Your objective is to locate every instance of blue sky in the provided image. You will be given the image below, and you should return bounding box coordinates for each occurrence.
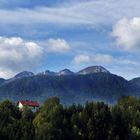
[0,0,140,79]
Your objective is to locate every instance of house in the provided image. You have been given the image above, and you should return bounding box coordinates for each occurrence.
[17,100,39,111]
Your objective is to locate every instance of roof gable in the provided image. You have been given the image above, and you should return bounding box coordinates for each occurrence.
[17,100,39,107]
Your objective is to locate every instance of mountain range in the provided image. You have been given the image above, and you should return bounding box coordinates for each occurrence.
[0,65,139,104]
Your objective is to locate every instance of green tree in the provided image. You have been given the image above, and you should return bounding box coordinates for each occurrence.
[21,106,34,121]
[33,97,64,140]
[111,106,131,140]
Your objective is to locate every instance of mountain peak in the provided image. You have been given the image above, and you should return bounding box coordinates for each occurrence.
[57,69,74,76]
[37,70,56,76]
[14,71,34,78]
[78,66,110,75]
[45,70,56,75]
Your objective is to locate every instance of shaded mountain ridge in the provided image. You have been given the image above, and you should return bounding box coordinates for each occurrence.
[0,66,139,104]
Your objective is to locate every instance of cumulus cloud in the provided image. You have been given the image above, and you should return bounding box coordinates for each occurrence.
[112,17,140,51]
[0,37,71,78]
[0,36,43,78]
[93,54,113,64]
[73,54,113,65]
[46,38,70,53]
[73,54,91,65]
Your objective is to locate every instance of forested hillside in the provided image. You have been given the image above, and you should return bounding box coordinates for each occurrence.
[0,72,133,104]
[0,66,139,104]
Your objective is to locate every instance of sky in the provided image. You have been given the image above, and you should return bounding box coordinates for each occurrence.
[0,0,140,79]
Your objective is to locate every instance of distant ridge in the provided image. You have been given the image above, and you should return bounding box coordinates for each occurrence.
[0,65,139,104]
[36,66,110,77]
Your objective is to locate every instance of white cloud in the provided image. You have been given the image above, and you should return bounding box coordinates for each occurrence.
[112,17,140,51]
[93,54,113,64]
[46,38,70,53]
[73,53,138,66]
[73,54,91,65]
[73,54,113,65]
[0,68,15,79]
[0,0,140,26]
[0,37,71,78]
[115,58,139,66]
[0,36,43,78]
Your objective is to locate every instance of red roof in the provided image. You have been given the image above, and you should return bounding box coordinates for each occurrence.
[17,100,39,107]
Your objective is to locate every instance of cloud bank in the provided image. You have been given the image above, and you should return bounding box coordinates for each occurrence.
[0,0,140,26]
[0,36,71,78]
[73,54,113,65]
[46,38,70,53]
[0,36,43,78]
[73,54,91,65]
[112,17,140,51]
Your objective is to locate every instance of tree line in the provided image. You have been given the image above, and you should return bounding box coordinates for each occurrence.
[0,96,140,140]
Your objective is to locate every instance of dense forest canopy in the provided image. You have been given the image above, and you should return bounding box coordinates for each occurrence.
[0,96,140,140]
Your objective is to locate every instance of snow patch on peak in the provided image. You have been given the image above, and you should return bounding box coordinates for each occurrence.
[78,66,110,75]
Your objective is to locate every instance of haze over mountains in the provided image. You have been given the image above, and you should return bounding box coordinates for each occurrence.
[0,66,139,104]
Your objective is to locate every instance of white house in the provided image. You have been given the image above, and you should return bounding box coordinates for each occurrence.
[17,100,39,111]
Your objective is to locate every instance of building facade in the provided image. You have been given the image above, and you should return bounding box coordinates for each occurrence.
[17,100,39,112]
